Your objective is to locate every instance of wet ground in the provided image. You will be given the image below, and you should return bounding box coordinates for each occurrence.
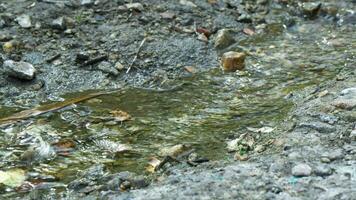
[0,0,355,199]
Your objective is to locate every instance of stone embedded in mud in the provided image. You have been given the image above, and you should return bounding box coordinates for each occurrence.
[15,14,31,28]
[214,29,235,49]
[159,144,190,157]
[221,51,246,72]
[314,165,332,176]
[3,60,36,80]
[97,61,119,76]
[125,3,144,12]
[332,87,356,110]
[301,2,322,19]
[51,17,66,30]
[80,0,94,6]
[292,163,312,177]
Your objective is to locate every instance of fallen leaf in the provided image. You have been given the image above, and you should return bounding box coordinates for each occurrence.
[0,169,26,187]
[110,110,131,122]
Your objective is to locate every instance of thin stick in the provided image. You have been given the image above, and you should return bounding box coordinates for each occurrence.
[126,37,147,74]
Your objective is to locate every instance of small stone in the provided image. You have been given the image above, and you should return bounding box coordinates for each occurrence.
[3,41,14,53]
[301,2,322,19]
[214,29,235,49]
[80,0,94,6]
[179,0,197,8]
[159,144,190,157]
[350,129,356,141]
[115,61,125,70]
[160,12,175,20]
[292,163,312,177]
[332,87,356,110]
[234,152,248,161]
[51,17,66,30]
[125,3,144,11]
[15,14,31,28]
[254,145,265,153]
[321,157,331,163]
[314,165,332,176]
[97,61,119,76]
[3,60,36,80]
[221,51,246,72]
[322,149,344,161]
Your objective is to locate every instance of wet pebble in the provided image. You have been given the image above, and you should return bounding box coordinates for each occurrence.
[301,2,322,19]
[3,60,36,80]
[220,51,246,72]
[292,163,312,177]
[321,149,344,162]
[81,0,94,6]
[15,14,31,28]
[332,87,356,110]
[97,61,119,76]
[214,29,235,50]
[314,164,332,176]
[51,17,66,30]
[125,3,144,12]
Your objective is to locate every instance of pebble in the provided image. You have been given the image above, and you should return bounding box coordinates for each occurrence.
[179,0,197,8]
[221,51,246,72]
[350,129,356,141]
[97,61,119,76]
[301,2,322,19]
[322,149,344,162]
[15,14,31,28]
[332,87,356,110]
[292,163,312,177]
[125,3,144,12]
[3,60,36,80]
[314,165,333,176]
[234,152,249,161]
[80,0,94,6]
[214,29,235,49]
[51,17,66,30]
[115,61,125,71]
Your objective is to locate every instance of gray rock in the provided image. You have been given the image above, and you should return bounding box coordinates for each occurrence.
[350,129,356,141]
[292,163,312,177]
[97,61,119,76]
[322,149,344,161]
[0,18,5,28]
[3,60,36,80]
[15,14,31,28]
[81,0,94,6]
[51,17,66,30]
[332,87,356,109]
[314,165,332,176]
[125,3,144,11]
[301,2,322,19]
[214,29,235,50]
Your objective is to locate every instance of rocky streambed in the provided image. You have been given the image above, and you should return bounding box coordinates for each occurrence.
[0,0,355,199]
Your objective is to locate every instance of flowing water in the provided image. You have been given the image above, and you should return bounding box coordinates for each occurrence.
[0,17,355,198]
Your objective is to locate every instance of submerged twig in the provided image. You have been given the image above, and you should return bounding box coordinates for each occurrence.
[0,91,115,125]
[126,37,147,74]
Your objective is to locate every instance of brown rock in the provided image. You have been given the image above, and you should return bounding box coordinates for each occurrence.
[221,51,246,72]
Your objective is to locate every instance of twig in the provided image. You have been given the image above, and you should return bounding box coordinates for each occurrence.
[45,53,61,63]
[126,37,147,73]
